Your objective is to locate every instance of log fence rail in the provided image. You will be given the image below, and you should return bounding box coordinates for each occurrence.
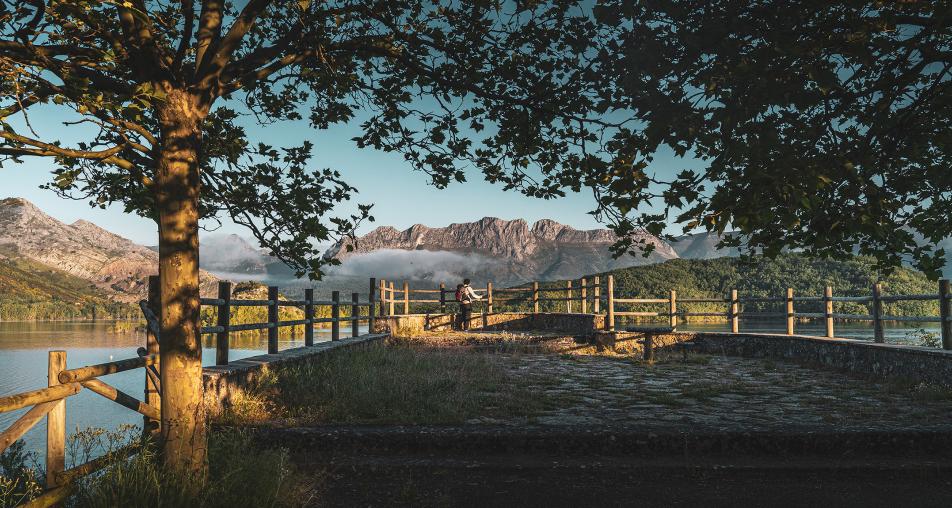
[377,276,952,348]
[0,275,381,506]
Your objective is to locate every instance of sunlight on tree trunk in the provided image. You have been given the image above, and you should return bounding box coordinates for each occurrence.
[156,90,207,475]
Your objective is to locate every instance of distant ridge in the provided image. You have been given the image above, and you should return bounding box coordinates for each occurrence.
[0,197,218,301]
[321,217,734,285]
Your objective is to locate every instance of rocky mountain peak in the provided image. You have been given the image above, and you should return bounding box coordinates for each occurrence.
[0,197,218,300]
[322,217,686,284]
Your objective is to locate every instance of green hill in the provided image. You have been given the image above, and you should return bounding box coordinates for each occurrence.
[0,254,135,321]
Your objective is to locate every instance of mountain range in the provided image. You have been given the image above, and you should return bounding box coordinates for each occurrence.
[0,197,743,301]
[322,217,740,285]
[0,197,219,301]
[7,195,945,307]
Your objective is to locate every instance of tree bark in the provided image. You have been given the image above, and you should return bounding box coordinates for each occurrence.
[155,89,207,475]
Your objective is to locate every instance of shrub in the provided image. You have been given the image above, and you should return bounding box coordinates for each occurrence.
[0,441,42,508]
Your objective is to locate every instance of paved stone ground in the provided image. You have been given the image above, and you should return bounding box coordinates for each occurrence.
[396,331,952,431]
[281,332,952,507]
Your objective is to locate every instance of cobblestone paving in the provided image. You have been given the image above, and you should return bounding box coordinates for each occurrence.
[459,346,952,430]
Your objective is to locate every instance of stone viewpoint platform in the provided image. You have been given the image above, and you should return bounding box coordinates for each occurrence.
[241,323,952,507]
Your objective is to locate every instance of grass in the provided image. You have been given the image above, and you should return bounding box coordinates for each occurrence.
[69,427,317,508]
[1,427,315,508]
[220,342,546,425]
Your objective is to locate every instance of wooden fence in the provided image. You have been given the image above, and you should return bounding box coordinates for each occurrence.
[377,276,952,349]
[0,347,159,507]
[195,277,377,365]
[0,276,379,506]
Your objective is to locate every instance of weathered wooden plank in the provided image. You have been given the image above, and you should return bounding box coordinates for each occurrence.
[332,291,340,342]
[217,281,232,366]
[824,286,834,338]
[941,280,952,350]
[47,351,66,488]
[786,288,794,335]
[268,286,279,354]
[872,283,884,343]
[58,355,157,384]
[606,275,615,331]
[80,379,160,420]
[0,383,80,414]
[352,292,360,338]
[0,401,57,453]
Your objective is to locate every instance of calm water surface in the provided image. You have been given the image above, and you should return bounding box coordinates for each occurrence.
[0,320,359,463]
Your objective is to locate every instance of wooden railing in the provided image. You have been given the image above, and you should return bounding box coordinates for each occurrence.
[0,347,160,507]
[0,276,381,505]
[192,277,378,365]
[375,276,952,349]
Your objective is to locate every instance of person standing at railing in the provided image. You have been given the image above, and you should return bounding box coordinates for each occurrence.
[459,278,483,331]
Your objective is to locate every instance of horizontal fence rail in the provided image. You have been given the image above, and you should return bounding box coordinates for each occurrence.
[1,275,383,504]
[185,277,380,366]
[0,349,160,506]
[373,276,952,349]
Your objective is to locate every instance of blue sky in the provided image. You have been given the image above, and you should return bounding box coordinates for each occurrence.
[3,100,695,248]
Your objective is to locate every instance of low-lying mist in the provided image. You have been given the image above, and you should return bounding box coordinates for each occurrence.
[327,249,500,284]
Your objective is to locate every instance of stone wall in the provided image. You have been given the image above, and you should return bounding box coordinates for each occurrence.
[201,333,387,414]
[373,312,604,337]
[683,332,952,388]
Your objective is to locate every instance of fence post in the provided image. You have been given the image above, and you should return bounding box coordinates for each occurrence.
[784,287,794,335]
[566,280,573,313]
[871,282,884,343]
[440,282,446,313]
[144,275,161,436]
[669,289,677,329]
[401,281,409,315]
[352,292,360,337]
[533,281,539,314]
[594,276,601,314]
[47,351,66,488]
[217,281,232,364]
[388,282,395,316]
[730,289,739,333]
[940,279,951,350]
[487,281,494,314]
[606,275,615,331]
[268,286,279,354]
[379,278,387,316]
[824,286,834,338]
[331,290,340,341]
[304,288,315,346]
[368,278,376,334]
[581,279,588,314]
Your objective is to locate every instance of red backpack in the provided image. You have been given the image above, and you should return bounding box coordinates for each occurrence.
[455,287,463,302]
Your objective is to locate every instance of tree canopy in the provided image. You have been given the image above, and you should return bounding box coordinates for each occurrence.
[2,1,948,279]
[594,0,952,277]
[0,0,629,278]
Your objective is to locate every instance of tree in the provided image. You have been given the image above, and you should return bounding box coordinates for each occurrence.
[587,1,952,277]
[0,1,626,472]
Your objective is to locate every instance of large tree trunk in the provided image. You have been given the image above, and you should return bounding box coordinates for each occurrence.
[155,90,207,474]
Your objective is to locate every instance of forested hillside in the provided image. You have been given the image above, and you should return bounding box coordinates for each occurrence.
[0,254,136,321]
[586,255,940,319]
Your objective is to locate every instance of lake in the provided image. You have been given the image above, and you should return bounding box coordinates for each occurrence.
[0,319,939,465]
[0,320,365,464]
